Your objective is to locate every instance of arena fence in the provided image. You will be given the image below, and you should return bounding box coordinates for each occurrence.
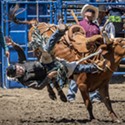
[0,0,125,88]
[1,0,58,88]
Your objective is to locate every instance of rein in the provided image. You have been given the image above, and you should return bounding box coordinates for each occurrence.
[105,64,114,73]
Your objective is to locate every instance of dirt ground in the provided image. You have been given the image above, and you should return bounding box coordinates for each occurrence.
[0,83,125,125]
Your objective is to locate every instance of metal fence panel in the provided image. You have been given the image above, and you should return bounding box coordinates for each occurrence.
[1,0,58,88]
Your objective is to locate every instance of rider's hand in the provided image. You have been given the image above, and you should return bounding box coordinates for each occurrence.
[47,71,57,79]
[5,51,10,58]
[5,36,15,46]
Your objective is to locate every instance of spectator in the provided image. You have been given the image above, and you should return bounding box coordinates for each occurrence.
[67,4,102,103]
[105,0,124,17]
[98,5,115,38]
[105,0,125,37]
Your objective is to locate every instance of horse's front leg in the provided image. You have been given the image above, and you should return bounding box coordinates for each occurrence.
[98,82,121,123]
[46,84,57,100]
[76,74,95,121]
[53,80,67,102]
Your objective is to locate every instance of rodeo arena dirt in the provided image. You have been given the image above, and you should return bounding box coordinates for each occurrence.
[0,0,125,125]
[0,82,125,125]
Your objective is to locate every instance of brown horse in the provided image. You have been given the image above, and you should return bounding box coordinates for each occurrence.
[28,23,125,123]
[8,5,125,123]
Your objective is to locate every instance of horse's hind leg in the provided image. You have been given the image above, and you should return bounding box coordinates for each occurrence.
[78,82,95,121]
[98,83,121,123]
[53,81,67,102]
[77,74,95,121]
[47,84,57,100]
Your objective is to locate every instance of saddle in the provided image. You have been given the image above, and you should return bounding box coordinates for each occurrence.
[63,24,105,64]
[64,24,89,53]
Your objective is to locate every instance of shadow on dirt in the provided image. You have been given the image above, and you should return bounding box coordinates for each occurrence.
[20,118,90,124]
[20,118,125,124]
[111,100,125,103]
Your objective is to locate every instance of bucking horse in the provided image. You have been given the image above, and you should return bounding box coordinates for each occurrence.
[8,4,125,123]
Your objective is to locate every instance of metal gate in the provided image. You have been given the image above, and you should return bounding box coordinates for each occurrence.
[1,0,58,88]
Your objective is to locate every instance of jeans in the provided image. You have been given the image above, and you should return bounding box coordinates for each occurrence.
[67,80,78,101]
[67,80,101,101]
[74,63,98,74]
[45,30,65,53]
[59,60,99,78]
[89,90,101,101]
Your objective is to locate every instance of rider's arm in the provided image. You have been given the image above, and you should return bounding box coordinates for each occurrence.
[6,37,27,62]
[13,43,27,62]
[22,71,57,90]
[0,31,8,52]
[24,77,51,90]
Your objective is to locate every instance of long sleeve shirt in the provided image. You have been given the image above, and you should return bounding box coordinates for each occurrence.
[79,19,100,37]
[12,43,49,90]
[102,22,115,38]
[99,18,115,38]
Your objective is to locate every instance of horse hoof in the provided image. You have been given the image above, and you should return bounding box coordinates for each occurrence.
[60,96,67,102]
[49,94,57,100]
[58,91,67,102]
[114,119,122,123]
[89,117,95,122]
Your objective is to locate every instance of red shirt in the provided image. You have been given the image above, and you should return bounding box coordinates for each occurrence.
[79,19,100,38]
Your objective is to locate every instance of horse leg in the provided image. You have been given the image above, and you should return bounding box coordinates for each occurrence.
[98,82,121,123]
[46,84,57,100]
[53,81,67,102]
[77,82,95,121]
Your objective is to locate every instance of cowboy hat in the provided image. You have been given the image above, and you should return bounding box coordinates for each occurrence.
[98,5,107,12]
[81,4,99,20]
